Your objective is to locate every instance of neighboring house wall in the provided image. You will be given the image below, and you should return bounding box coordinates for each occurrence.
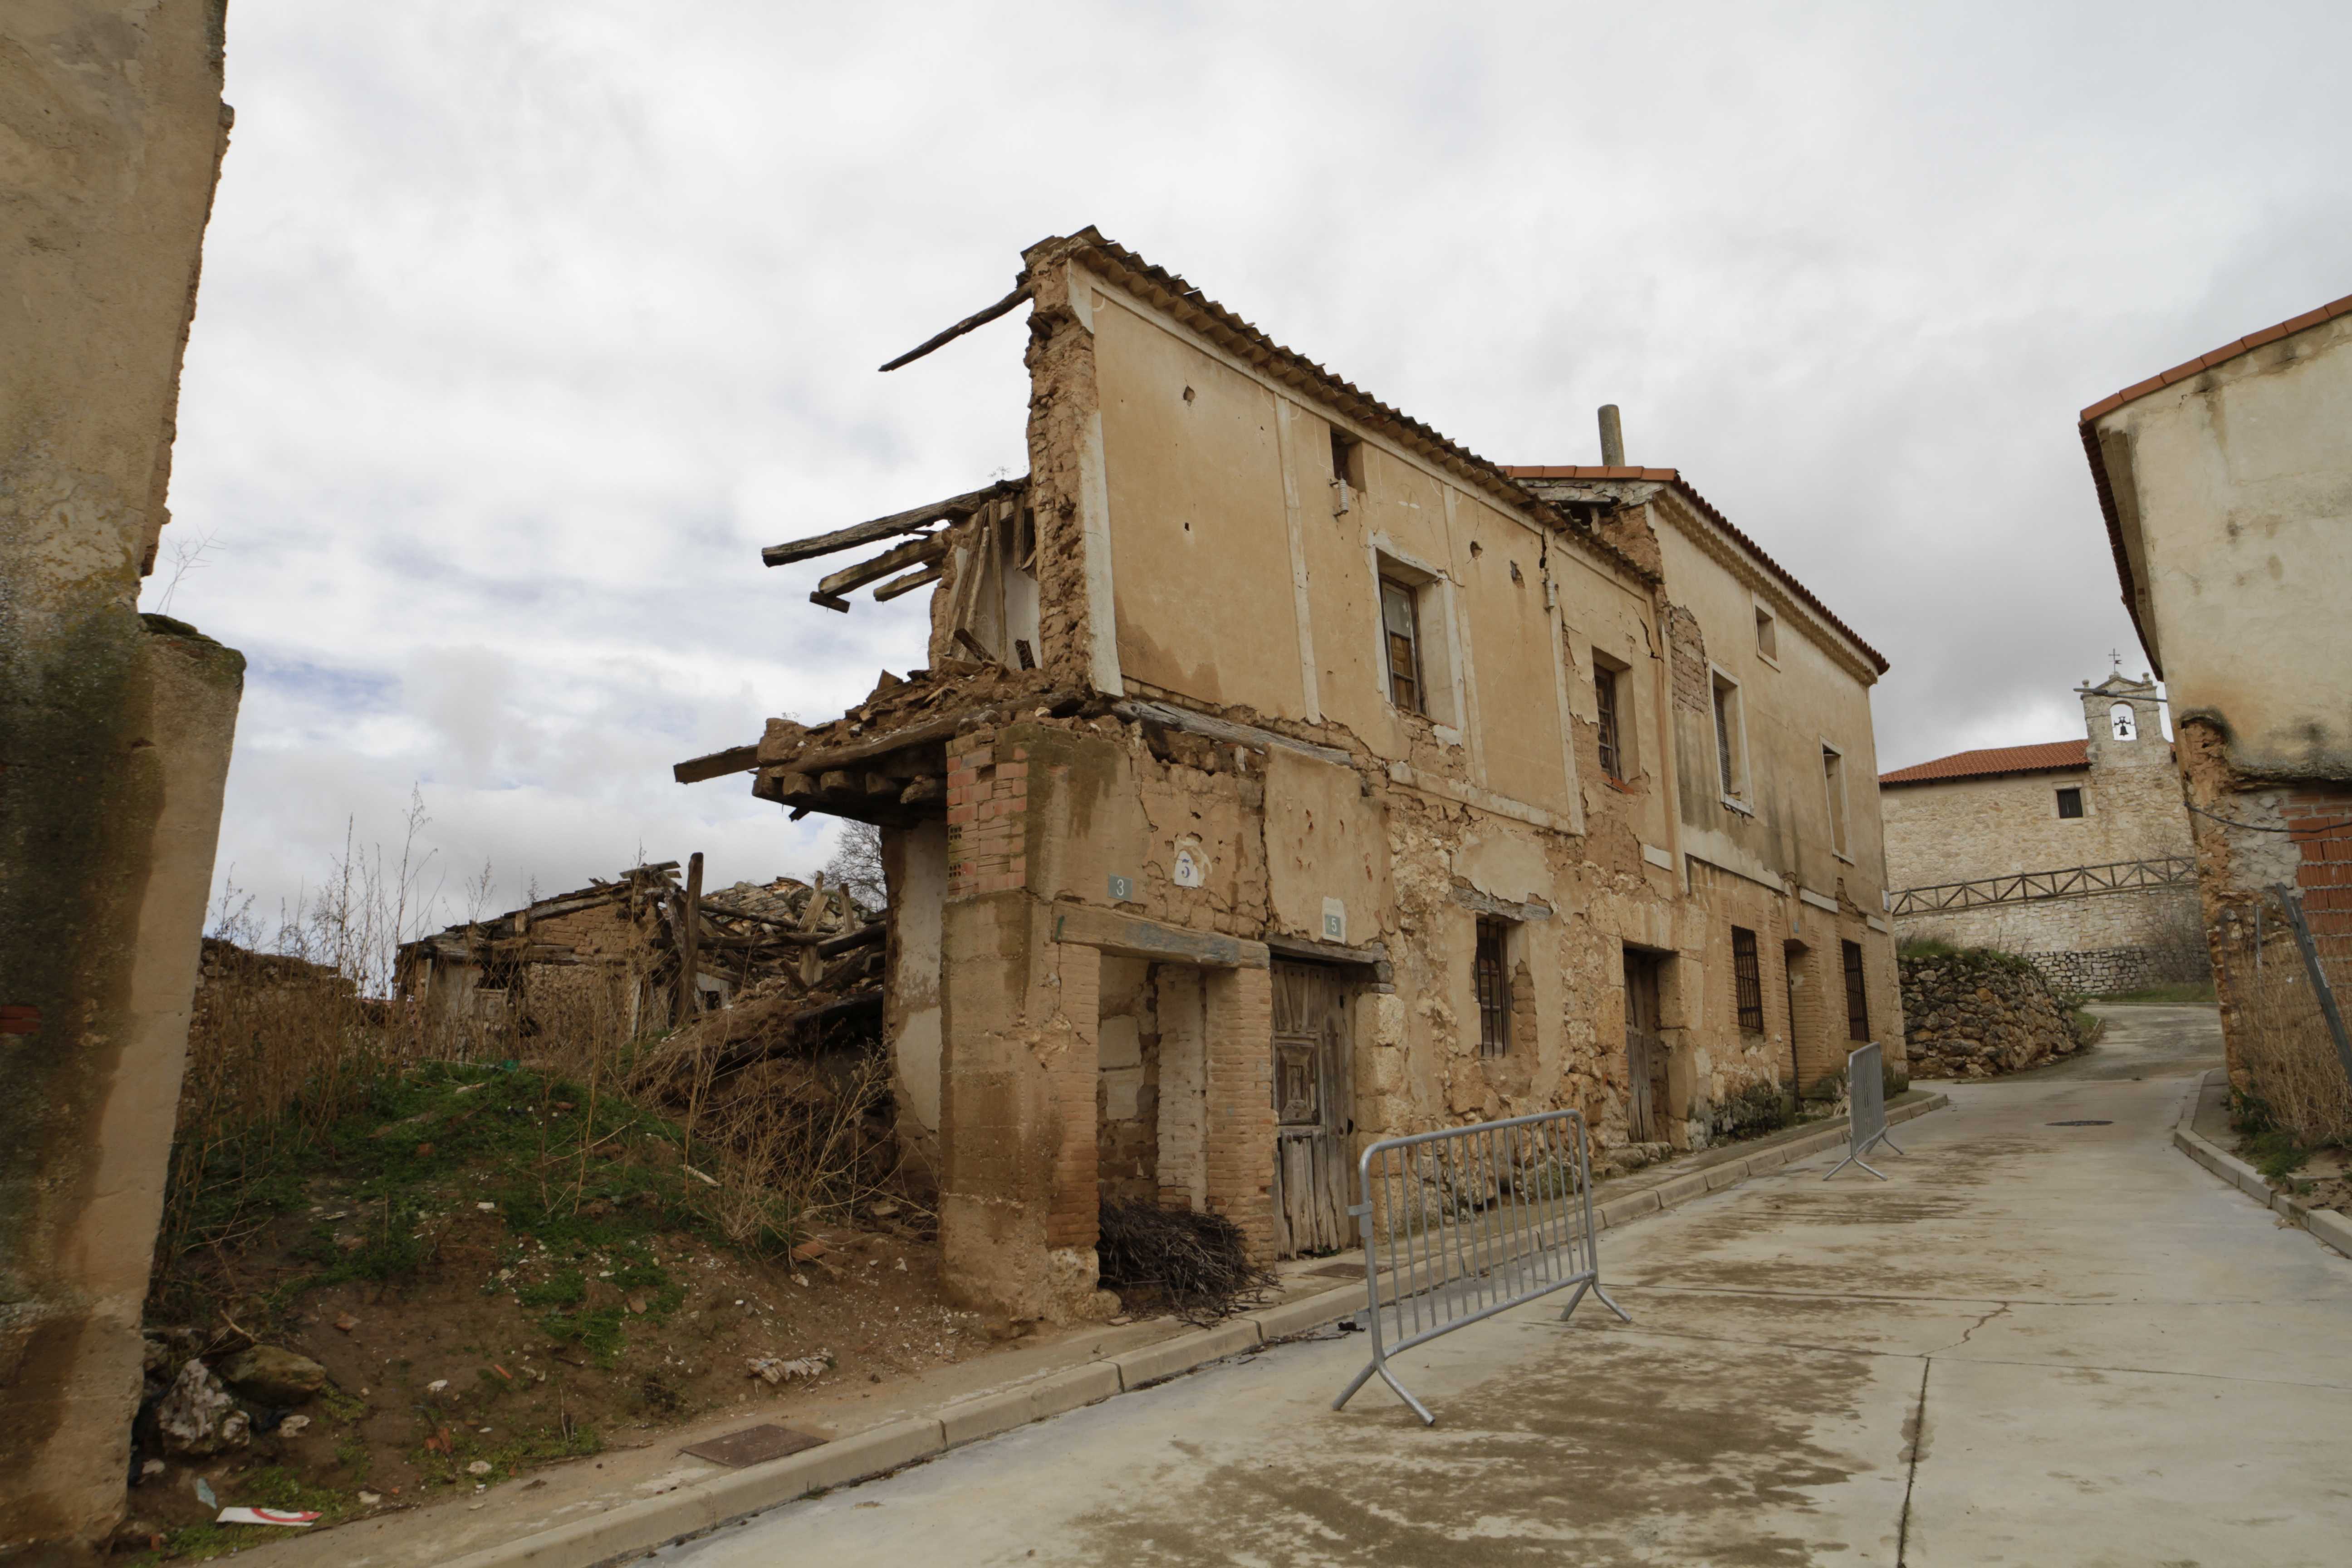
[0,5,241,1553]
[2083,298,2352,1084]
[745,230,1902,1325]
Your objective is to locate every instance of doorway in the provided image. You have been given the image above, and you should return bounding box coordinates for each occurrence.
[1269,961,1353,1257]
[1782,940,1808,1098]
[1623,948,1670,1142]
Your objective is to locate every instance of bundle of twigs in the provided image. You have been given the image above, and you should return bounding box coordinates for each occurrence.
[1095,1199,1275,1324]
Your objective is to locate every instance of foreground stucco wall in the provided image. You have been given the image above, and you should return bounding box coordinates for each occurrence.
[0,3,238,1553]
[2093,314,2352,778]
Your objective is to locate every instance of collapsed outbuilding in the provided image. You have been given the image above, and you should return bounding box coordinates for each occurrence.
[685,229,1906,1322]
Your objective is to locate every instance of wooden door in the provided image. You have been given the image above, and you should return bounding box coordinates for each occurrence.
[1623,950,1670,1142]
[1270,961,1353,1258]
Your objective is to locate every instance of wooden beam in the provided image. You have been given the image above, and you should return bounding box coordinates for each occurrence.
[779,710,974,775]
[877,280,1033,373]
[872,563,945,603]
[760,480,1018,568]
[1051,905,1269,970]
[816,532,949,598]
[1110,699,1355,769]
[673,743,761,785]
[676,851,705,1026]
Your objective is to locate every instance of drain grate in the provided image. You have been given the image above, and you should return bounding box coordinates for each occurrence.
[2047,1119,2113,1127]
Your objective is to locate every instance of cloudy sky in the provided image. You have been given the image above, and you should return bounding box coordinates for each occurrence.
[158,0,2352,938]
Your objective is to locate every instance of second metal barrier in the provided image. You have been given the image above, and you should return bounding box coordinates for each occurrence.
[1331,1108,1627,1425]
[1823,1041,1903,1181]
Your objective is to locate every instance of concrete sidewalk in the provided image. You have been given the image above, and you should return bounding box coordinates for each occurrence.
[659,1065,2352,1567]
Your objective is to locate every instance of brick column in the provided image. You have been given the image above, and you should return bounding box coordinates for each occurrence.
[1046,941,1101,1254]
[1202,965,1275,1259]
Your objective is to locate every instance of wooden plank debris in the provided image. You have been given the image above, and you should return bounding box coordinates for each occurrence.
[816,532,949,598]
[674,744,761,785]
[877,280,1034,373]
[760,480,1020,568]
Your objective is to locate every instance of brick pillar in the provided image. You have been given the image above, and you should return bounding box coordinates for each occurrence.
[1202,965,1275,1259]
[1046,941,1101,1254]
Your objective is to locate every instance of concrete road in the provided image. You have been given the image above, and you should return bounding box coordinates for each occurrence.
[2018,1001,2225,1082]
[660,1058,2352,1567]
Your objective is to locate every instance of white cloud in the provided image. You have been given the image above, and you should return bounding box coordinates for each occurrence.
[157,0,2352,931]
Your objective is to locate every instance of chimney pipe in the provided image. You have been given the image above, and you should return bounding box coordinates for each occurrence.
[1597,405,1624,467]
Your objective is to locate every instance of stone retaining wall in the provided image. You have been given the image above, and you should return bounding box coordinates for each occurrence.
[1899,951,2092,1078]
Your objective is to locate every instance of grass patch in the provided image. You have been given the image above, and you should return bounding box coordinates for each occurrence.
[1896,938,2037,975]
[156,1056,754,1375]
[2094,980,2218,1005]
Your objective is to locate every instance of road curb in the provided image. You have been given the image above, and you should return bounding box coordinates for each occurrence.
[404,1090,1954,1568]
[2171,1068,2352,1259]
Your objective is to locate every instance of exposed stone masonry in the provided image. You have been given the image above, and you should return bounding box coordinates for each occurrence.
[1899,952,2090,1078]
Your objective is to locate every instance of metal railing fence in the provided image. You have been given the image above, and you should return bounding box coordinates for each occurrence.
[1331,1108,1627,1425]
[1823,1042,1903,1181]
[1888,855,2195,916]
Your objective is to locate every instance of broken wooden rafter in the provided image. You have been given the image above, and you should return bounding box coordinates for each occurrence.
[877,280,1034,373]
[673,743,762,785]
[815,532,949,599]
[760,479,1022,569]
[872,563,944,603]
[779,709,971,775]
[1110,699,1356,769]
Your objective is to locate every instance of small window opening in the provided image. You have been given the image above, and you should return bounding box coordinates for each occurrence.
[1380,576,1425,716]
[1732,926,1764,1033]
[1755,606,1778,660]
[1842,940,1870,1041]
[1596,663,1624,782]
[2056,786,2085,819]
[2109,702,2136,741]
[1712,674,1745,798]
[1330,427,1362,486]
[1475,916,1514,1057]
[1823,745,1848,857]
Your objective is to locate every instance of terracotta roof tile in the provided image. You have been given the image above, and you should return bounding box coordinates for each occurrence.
[1879,739,2087,786]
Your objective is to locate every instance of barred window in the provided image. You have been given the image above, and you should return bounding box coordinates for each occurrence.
[1843,940,1870,1041]
[1732,926,1764,1033]
[1474,916,1513,1057]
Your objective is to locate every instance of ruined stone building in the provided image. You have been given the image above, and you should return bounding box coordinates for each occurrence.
[2081,289,2352,1079]
[685,229,1903,1323]
[2,4,243,1555]
[1881,674,2202,994]
[395,863,879,1049]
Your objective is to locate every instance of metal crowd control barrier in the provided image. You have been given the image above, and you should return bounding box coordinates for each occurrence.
[1823,1041,1903,1181]
[1332,1108,1627,1426]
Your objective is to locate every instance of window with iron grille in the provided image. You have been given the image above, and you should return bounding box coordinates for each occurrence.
[2055,786,2085,819]
[1381,576,1425,716]
[1732,926,1764,1033]
[1595,662,1623,781]
[1842,940,1870,1040]
[1474,916,1513,1056]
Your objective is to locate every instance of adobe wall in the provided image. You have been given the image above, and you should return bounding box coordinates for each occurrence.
[0,4,240,1555]
[2092,314,2352,778]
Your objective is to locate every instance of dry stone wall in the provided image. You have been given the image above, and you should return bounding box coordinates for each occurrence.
[1899,951,2091,1078]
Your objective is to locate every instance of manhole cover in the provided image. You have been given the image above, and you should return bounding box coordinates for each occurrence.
[681,1424,827,1468]
[2047,1120,2112,1127]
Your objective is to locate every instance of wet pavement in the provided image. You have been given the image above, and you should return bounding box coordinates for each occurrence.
[660,1024,2352,1567]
